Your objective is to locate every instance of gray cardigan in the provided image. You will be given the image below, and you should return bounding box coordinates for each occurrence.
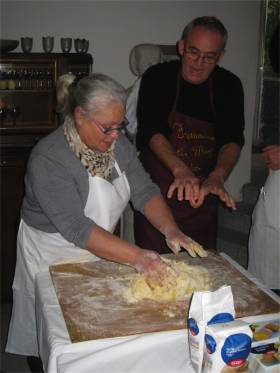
[22,126,160,248]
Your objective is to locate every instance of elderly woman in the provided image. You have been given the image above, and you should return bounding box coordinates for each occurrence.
[6,73,206,359]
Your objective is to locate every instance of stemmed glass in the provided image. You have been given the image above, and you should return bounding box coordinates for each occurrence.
[8,105,20,127]
[0,107,7,127]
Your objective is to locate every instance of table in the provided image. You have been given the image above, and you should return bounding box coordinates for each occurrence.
[35,253,280,373]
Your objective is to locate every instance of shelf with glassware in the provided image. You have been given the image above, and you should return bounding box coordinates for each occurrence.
[0,53,93,142]
[0,52,93,303]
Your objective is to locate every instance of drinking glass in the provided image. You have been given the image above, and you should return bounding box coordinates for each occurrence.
[74,39,89,53]
[61,38,72,53]
[74,39,83,53]
[21,37,33,53]
[42,36,54,53]
[82,40,89,53]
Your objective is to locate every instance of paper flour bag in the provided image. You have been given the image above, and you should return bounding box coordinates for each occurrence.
[203,320,252,373]
[188,286,235,373]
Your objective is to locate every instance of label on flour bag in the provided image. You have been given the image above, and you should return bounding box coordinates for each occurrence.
[189,317,200,336]
[203,320,252,373]
[208,313,234,325]
[188,286,235,373]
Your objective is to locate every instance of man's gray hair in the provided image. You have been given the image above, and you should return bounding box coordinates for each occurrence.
[181,16,228,49]
[58,73,127,120]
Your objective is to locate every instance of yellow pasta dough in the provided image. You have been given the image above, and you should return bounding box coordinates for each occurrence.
[122,258,211,302]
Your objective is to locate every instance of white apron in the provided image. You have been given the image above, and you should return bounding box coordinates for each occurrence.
[6,161,130,356]
[248,170,280,289]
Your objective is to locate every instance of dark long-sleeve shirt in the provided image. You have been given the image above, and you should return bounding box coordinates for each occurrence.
[136,60,245,153]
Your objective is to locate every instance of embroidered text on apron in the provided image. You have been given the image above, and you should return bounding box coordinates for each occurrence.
[6,161,130,357]
[135,73,219,253]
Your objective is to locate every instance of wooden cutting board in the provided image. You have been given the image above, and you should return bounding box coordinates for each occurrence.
[49,251,279,343]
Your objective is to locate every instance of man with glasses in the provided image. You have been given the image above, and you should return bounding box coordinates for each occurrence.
[135,16,245,254]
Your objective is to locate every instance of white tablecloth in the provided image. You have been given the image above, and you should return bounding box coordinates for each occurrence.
[35,253,280,373]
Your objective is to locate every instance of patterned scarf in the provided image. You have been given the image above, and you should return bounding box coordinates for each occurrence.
[63,116,115,180]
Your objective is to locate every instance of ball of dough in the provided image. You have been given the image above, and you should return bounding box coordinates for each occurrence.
[122,258,211,302]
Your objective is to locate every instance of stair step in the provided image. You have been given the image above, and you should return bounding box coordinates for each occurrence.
[215,152,268,269]
[251,152,268,186]
[217,202,253,235]
[242,183,261,207]
[217,226,249,247]
[216,202,252,268]
[216,239,248,268]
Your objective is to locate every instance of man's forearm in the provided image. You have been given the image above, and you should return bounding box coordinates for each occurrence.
[149,133,191,177]
[210,143,241,181]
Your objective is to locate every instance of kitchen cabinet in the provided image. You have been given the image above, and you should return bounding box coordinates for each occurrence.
[0,53,93,303]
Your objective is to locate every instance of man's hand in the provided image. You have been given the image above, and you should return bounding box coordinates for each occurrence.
[149,134,202,202]
[262,145,280,171]
[165,229,208,257]
[167,165,201,202]
[188,142,240,209]
[189,172,236,210]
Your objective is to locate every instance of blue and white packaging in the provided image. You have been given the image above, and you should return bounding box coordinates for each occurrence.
[203,319,252,373]
[188,285,235,373]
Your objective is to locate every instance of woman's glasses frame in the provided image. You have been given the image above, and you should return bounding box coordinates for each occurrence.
[92,117,129,135]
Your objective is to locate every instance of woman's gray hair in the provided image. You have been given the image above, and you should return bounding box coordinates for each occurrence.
[181,16,228,49]
[56,73,127,120]
[56,73,76,120]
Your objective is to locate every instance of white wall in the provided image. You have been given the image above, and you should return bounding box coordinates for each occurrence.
[1,0,262,200]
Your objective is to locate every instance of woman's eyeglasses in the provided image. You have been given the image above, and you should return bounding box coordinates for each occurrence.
[92,117,129,135]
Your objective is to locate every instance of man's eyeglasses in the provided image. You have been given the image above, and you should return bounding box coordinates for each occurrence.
[93,117,129,135]
[184,46,221,64]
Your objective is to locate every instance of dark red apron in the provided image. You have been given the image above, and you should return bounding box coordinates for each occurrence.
[134,73,219,253]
